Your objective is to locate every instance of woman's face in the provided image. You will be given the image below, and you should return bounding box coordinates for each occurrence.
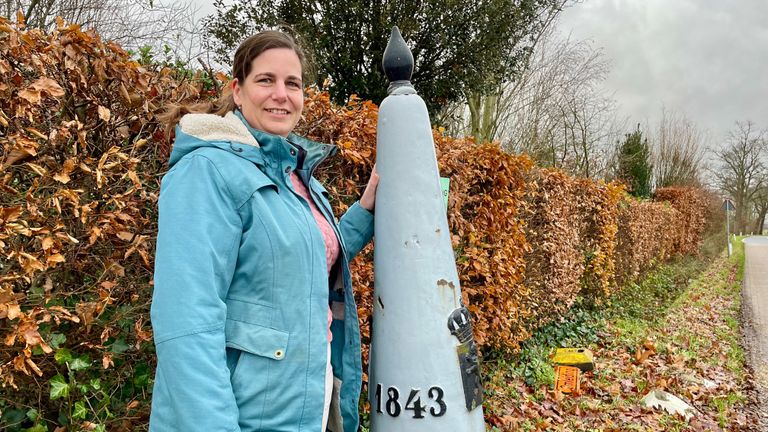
[232,48,304,137]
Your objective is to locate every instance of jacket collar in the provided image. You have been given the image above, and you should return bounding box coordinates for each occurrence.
[172,110,337,175]
[232,110,337,175]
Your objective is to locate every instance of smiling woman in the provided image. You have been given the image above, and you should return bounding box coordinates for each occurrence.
[232,45,304,137]
[151,30,379,432]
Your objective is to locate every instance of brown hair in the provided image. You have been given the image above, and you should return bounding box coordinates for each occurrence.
[160,30,309,137]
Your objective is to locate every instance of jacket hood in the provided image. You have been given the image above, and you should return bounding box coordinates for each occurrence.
[169,111,336,171]
[169,112,260,168]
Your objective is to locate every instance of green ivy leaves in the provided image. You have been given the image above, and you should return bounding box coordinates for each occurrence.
[54,348,91,371]
[72,401,87,420]
[69,356,91,371]
[49,374,69,400]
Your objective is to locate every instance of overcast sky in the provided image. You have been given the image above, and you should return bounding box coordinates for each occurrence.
[192,1,766,144]
[555,0,768,145]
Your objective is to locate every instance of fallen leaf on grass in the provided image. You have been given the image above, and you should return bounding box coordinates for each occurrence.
[635,338,657,364]
[620,378,636,393]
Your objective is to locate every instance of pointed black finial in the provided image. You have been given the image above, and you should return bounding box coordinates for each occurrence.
[382,26,414,91]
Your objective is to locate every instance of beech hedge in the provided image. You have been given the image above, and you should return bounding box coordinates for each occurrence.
[0,19,714,430]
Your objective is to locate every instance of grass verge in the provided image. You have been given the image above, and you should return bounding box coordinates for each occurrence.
[483,240,757,431]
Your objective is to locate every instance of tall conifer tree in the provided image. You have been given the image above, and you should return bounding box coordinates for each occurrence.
[617,125,653,198]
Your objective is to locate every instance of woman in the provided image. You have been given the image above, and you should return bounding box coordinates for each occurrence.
[150,30,378,432]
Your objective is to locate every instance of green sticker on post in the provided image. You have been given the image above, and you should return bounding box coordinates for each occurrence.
[440,177,450,211]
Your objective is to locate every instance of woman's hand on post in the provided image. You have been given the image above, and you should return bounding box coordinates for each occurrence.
[360,164,379,213]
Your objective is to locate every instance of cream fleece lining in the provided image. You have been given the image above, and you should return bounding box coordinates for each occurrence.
[178,112,260,148]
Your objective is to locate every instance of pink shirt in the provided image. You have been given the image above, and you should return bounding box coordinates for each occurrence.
[290,172,339,341]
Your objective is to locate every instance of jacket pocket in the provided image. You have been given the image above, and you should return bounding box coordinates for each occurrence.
[225,318,289,361]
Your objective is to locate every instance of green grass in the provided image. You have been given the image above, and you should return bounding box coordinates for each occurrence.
[657,238,747,423]
[609,256,706,319]
[497,257,707,389]
[484,240,753,429]
[733,235,746,276]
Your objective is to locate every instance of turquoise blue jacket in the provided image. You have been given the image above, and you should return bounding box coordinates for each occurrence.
[150,111,374,432]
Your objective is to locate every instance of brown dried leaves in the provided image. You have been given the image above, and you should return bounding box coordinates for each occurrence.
[0,15,206,384]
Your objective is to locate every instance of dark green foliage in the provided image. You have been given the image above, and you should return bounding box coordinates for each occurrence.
[511,305,602,386]
[203,0,566,116]
[608,256,705,321]
[498,256,705,388]
[617,125,654,198]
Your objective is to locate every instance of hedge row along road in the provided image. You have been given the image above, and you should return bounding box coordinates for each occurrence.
[0,15,720,431]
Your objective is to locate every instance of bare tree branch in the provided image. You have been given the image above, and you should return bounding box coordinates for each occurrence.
[652,107,707,188]
[712,120,768,233]
[3,0,205,63]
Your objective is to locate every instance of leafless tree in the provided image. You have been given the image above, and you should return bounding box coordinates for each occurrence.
[652,107,707,188]
[2,0,204,63]
[441,28,622,179]
[498,30,621,178]
[548,71,620,178]
[447,1,569,144]
[713,120,768,233]
[751,184,768,235]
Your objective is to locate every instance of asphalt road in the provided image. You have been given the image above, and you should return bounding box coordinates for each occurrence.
[742,236,768,429]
